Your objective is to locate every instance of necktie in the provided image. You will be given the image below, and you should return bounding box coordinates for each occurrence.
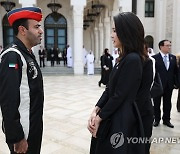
[164,55,168,70]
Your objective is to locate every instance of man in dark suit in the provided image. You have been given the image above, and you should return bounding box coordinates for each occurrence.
[38,46,46,67]
[153,40,178,128]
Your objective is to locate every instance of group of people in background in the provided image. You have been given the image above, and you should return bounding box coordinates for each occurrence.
[38,45,70,67]
[38,44,94,71]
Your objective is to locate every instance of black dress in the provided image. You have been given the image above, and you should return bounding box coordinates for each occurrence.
[90,53,145,154]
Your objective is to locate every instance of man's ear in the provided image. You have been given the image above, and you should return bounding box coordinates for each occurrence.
[18,26,26,36]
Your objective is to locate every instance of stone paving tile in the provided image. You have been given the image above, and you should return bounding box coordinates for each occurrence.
[0,75,180,154]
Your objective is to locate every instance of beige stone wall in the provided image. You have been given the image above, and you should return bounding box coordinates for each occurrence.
[166,0,173,40]
[0,0,179,56]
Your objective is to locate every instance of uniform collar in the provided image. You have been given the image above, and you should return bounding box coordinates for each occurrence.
[14,37,32,55]
[13,37,36,59]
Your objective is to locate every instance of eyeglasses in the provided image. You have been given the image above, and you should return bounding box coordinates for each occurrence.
[164,45,171,47]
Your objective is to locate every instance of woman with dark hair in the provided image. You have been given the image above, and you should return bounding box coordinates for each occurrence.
[98,48,113,87]
[88,12,147,154]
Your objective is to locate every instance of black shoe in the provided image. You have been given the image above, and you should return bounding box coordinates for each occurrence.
[163,121,174,128]
[98,81,101,87]
[153,121,159,127]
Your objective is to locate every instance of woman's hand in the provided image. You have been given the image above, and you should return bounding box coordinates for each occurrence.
[87,106,100,134]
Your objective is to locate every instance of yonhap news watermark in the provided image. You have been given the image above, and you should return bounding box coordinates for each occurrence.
[110,132,180,149]
[127,136,180,144]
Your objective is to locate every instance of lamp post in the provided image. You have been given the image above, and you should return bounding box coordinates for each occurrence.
[92,0,105,16]
[47,0,61,13]
[0,0,15,12]
[47,0,61,22]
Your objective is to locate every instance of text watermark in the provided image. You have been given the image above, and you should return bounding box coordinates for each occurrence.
[110,132,180,149]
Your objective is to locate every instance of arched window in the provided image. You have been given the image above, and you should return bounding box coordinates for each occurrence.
[145,35,154,49]
[145,0,155,17]
[44,13,67,61]
[45,13,67,51]
[2,14,14,47]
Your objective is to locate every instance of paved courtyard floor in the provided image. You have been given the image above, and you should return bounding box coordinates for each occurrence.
[0,74,180,154]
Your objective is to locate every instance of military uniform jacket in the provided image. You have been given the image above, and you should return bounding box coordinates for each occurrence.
[0,38,44,144]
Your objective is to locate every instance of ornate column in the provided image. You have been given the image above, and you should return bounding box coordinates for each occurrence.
[120,0,132,12]
[104,17,111,52]
[90,28,95,53]
[111,0,119,52]
[94,27,99,63]
[19,0,36,7]
[71,0,86,74]
[98,23,103,62]
[155,0,166,52]
[172,0,180,54]
[136,0,145,23]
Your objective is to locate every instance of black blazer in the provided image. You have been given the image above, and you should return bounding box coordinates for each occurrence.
[94,53,145,154]
[152,53,178,90]
[96,53,142,119]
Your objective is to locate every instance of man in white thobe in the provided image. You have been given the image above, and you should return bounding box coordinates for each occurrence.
[86,51,94,75]
[148,48,155,57]
[67,45,73,67]
[112,48,119,66]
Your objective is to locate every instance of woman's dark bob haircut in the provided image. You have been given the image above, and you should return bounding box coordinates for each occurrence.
[113,12,145,60]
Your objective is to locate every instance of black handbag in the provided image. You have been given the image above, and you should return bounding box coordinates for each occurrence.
[150,72,163,98]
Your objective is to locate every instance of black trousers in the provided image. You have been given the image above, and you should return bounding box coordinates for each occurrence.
[63,58,67,66]
[141,113,154,154]
[39,57,45,67]
[153,85,173,122]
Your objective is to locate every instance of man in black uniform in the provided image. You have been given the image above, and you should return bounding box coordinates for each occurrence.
[0,7,44,154]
